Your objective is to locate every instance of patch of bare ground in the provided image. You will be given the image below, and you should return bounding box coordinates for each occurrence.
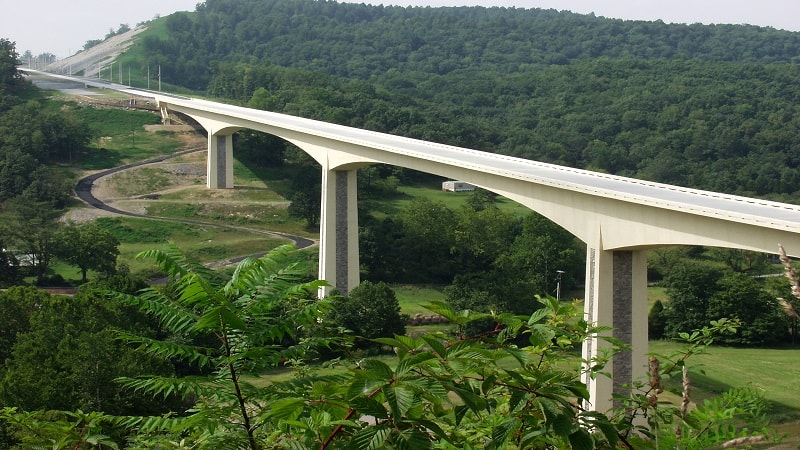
[61,206,119,224]
[46,26,148,75]
[143,124,196,133]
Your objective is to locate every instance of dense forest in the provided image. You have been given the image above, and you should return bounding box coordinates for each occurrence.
[128,0,800,201]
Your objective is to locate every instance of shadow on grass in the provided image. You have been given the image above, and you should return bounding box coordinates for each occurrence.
[661,369,800,423]
[74,147,127,170]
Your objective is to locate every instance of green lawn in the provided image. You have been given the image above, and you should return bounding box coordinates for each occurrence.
[393,284,447,315]
[648,340,800,420]
[94,216,291,275]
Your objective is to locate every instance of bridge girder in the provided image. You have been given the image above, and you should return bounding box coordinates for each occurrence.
[157,97,800,413]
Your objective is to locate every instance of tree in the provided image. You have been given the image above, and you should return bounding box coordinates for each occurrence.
[53,222,120,283]
[648,299,667,340]
[495,212,584,298]
[0,101,93,164]
[0,38,22,94]
[398,197,457,283]
[234,130,286,167]
[648,246,703,281]
[287,158,322,227]
[0,289,772,448]
[707,272,788,345]
[4,198,62,284]
[662,260,723,338]
[0,286,45,363]
[110,244,330,449]
[453,201,520,273]
[0,244,20,287]
[0,101,90,205]
[0,289,176,416]
[287,190,319,227]
[705,248,770,274]
[329,281,407,350]
[464,188,498,212]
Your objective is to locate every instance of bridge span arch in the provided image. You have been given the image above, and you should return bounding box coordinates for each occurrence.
[151,93,800,413]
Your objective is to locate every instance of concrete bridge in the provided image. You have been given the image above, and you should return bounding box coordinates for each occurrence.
[29,71,800,412]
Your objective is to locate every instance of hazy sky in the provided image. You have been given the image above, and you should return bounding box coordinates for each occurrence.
[4,0,799,59]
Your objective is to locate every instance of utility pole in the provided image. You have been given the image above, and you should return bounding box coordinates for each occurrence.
[158,65,161,91]
[555,270,565,302]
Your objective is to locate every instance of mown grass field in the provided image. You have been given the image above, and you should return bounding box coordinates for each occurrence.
[649,341,800,417]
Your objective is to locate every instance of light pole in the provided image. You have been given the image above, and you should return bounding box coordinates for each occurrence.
[555,270,565,301]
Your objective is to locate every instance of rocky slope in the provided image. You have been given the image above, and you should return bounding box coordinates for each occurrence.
[45,25,146,76]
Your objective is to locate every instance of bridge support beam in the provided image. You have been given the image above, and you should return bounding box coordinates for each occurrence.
[160,105,171,125]
[318,168,360,296]
[582,242,648,412]
[207,133,234,189]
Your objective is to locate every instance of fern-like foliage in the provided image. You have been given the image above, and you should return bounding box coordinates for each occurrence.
[108,243,333,450]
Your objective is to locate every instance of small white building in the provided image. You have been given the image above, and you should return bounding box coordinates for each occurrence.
[442,180,476,192]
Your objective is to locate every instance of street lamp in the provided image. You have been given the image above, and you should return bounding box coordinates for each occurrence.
[555,270,565,301]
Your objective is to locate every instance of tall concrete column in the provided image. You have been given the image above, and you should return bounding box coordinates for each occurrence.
[582,239,648,412]
[207,133,234,189]
[318,168,360,296]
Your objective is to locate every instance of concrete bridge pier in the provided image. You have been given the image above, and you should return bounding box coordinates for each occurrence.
[208,133,235,189]
[582,240,649,413]
[318,167,360,296]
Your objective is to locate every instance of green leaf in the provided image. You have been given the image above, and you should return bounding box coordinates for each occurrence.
[529,323,556,346]
[451,386,487,413]
[422,301,459,322]
[422,335,447,358]
[587,414,619,446]
[568,428,594,450]
[491,419,519,447]
[349,396,389,419]
[508,388,529,412]
[266,397,306,420]
[454,404,470,426]
[396,428,433,450]
[357,359,395,380]
[503,346,529,366]
[372,336,413,351]
[527,307,549,325]
[385,384,415,417]
[552,413,577,437]
[348,377,388,399]
[395,352,436,377]
[351,424,391,450]
[538,397,561,422]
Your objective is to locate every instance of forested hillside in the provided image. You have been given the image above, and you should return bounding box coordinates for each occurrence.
[134,0,800,200]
